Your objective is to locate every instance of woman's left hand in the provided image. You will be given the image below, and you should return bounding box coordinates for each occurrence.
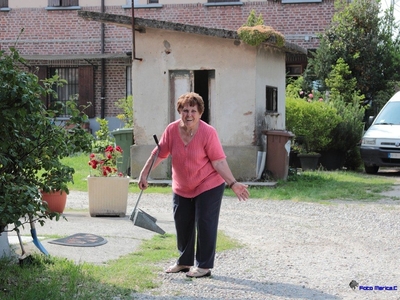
[231,182,249,201]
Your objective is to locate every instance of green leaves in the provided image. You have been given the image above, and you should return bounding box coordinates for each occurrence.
[286,98,341,153]
[306,0,400,111]
[0,47,92,232]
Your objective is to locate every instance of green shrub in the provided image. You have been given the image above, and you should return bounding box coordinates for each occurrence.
[0,47,92,231]
[326,96,365,153]
[115,95,133,128]
[286,97,341,153]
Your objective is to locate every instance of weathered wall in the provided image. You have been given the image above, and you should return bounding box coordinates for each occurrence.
[130,27,286,179]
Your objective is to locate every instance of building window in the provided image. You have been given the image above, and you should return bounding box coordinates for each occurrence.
[282,0,322,3]
[48,0,79,7]
[126,66,132,96]
[266,86,278,113]
[286,64,303,78]
[49,68,79,117]
[207,0,240,2]
[148,0,158,3]
[0,0,8,8]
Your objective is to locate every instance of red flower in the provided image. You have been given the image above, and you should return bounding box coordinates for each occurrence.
[88,145,124,177]
[115,146,123,153]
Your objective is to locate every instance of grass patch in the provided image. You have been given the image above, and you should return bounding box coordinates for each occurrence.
[1,231,241,299]
[224,170,396,202]
[65,154,397,202]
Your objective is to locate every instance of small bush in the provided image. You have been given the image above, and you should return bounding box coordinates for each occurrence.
[286,97,341,153]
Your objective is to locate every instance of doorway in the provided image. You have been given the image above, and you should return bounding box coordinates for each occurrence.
[169,70,215,124]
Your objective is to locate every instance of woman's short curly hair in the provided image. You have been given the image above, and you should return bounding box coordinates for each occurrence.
[176,92,204,115]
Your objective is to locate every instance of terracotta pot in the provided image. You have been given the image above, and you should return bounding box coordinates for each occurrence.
[41,190,67,213]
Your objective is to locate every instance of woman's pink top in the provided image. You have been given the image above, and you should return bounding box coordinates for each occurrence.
[152,120,226,198]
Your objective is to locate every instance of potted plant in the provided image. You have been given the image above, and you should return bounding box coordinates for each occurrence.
[0,47,92,256]
[39,168,71,214]
[37,93,93,214]
[286,97,341,170]
[87,145,130,217]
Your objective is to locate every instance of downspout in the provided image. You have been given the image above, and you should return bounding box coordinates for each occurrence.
[131,0,141,61]
[100,0,106,119]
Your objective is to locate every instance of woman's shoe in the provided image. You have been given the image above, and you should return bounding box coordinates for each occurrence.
[165,264,191,273]
[186,267,211,278]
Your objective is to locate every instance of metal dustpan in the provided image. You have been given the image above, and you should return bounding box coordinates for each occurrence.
[130,135,165,235]
[132,208,165,235]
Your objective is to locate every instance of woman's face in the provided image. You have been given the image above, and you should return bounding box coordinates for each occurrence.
[180,104,202,129]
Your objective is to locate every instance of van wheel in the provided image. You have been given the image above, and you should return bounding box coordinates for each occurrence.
[364,165,379,174]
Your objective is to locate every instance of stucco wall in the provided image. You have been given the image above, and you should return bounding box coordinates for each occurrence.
[132,27,257,146]
[130,27,287,179]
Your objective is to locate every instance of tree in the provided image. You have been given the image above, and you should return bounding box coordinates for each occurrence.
[0,47,92,234]
[325,57,364,104]
[306,0,400,113]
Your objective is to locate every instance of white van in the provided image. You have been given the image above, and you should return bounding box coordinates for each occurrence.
[360,91,400,174]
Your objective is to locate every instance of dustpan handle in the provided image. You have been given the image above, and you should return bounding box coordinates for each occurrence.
[132,135,160,215]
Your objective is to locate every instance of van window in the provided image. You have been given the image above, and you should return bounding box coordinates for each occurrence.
[374,102,400,125]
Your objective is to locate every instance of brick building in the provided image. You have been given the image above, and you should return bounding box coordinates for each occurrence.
[0,0,335,132]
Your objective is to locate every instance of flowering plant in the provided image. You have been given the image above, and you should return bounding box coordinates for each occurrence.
[88,145,124,177]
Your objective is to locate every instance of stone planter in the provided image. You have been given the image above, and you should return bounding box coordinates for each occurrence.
[41,190,67,213]
[297,153,321,171]
[87,176,130,217]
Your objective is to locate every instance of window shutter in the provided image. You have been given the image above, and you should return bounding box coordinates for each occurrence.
[78,66,95,118]
[48,0,61,6]
[0,0,8,8]
[62,0,79,6]
[36,66,48,108]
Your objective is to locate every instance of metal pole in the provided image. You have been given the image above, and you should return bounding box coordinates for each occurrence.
[131,0,142,61]
[101,0,106,118]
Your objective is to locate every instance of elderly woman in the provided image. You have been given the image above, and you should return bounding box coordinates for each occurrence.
[138,92,249,278]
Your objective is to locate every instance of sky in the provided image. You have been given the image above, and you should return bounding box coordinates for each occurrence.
[380,0,400,24]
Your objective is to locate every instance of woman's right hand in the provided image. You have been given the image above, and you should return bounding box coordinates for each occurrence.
[138,174,148,190]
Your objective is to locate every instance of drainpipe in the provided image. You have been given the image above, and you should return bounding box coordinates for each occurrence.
[131,0,142,61]
[100,0,106,119]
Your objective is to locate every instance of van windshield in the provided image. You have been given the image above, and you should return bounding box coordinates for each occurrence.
[374,102,400,125]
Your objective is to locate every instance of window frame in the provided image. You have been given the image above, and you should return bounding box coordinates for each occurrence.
[282,0,322,3]
[37,65,95,118]
[49,67,79,118]
[46,0,81,10]
[0,0,9,10]
[265,86,278,113]
[286,64,303,77]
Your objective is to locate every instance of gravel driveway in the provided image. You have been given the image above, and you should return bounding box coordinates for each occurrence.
[131,177,400,300]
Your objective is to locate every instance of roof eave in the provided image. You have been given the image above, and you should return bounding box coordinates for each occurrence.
[78,10,307,55]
